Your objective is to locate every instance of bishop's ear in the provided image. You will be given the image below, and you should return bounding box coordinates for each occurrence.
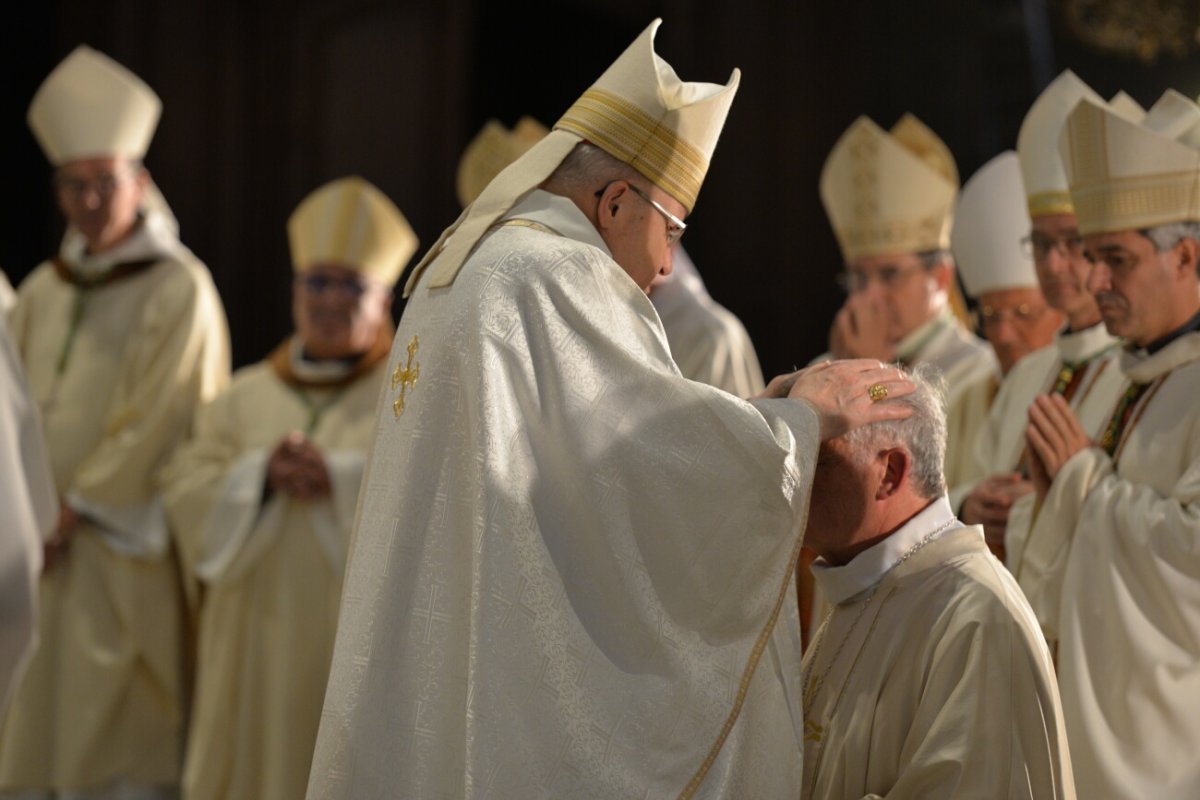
[876,447,909,500]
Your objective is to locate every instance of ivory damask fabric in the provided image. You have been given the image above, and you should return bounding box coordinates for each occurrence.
[308,191,818,798]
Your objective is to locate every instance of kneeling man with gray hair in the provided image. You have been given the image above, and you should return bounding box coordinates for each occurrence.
[800,367,1074,800]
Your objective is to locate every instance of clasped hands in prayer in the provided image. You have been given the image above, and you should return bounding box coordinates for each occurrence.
[1026,393,1092,503]
[829,292,896,363]
[267,431,332,501]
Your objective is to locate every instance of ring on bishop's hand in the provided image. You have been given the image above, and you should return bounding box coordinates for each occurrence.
[868,383,888,403]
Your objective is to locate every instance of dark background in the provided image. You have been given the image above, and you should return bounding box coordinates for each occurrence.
[5,0,1200,375]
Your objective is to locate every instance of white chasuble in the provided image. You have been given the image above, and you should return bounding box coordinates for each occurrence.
[308,191,816,799]
[0,214,230,792]
[1050,332,1200,799]
[162,347,382,800]
[993,325,1126,644]
[803,500,1073,800]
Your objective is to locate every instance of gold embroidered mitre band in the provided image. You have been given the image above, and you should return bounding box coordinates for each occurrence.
[456,117,549,208]
[1017,71,1104,219]
[1059,98,1200,236]
[951,151,1037,298]
[288,176,418,288]
[28,45,161,166]
[403,18,739,297]
[819,114,958,261]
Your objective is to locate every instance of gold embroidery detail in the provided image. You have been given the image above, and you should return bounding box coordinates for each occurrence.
[391,335,420,418]
[804,718,825,743]
[557,88,708,212]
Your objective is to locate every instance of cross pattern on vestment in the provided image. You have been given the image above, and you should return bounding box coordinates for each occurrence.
[392,335,420,418]
[412,584,452,645]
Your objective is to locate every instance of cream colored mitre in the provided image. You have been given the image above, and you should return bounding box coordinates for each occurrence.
[404,18,740,297]
[28,45,161,166]
[1017,70,1104,218]
[456,117,549,208]
[951,151,1037,298]
[819,113,958,261]
[1141,89,1200,149]
[288,176,419,288]
[1109,91,1146,123]
[1059,98,1200,236]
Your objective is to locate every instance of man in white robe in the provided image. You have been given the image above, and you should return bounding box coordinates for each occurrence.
[801,366,1073,800]
[163,177,417,800]
[457,117,763,396]
[945,152,1064,524]
[0,47,230,799]
[308,20,915,799]
[817,114,996,391]
[0,314,54,716]
[1024,95,1200,798]
[965,72,1126,577]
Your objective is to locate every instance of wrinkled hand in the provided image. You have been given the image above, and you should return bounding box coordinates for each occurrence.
[787,359,915,441]
[44,502,80,571]
[960,473,1032,552]
[1026,394,1091,503]
[829,293,895,362]
[267,431,332,501]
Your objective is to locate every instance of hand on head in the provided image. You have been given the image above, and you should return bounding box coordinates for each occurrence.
[785,359,916,441]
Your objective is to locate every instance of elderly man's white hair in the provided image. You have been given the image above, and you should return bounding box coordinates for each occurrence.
[843,363,947,499]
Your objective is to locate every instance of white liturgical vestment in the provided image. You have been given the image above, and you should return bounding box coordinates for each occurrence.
[0,315,53,716]
[995,324,1126,643]
[803,497,1074,800]
[308,191,816,799]
[650,247,764,397]
[163,343,384,800]
[0,211,230,793]
[1046,331,1200,799]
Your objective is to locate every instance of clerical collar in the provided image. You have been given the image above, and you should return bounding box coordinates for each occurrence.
[1056,320,1119,363]
[811,494,962,605]
[289,337,358,383]
[58,209,181,280]
[894,307,952,365]
[1142,308,1200,356]
[500,189,612,257]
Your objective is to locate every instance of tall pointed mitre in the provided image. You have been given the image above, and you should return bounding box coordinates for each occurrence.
[1109,91,1146,123]
[27,45,161,166]
[1140,89,1200,149]
[1016,70,1104,219]
[404,19,740,296]
[818,114,959,261]
[951,151,1037,298]
[288,176,419,288]
[1059,98,1200,235]
[456,117,549,208]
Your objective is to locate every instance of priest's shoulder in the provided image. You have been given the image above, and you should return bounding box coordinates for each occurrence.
[482,223,623,291]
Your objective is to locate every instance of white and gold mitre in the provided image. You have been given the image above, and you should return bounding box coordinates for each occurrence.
[1059,98,1200,235]
[1109,91,1146,123]
[819,114,959,261]
[28,45,161,166]
[1016,70,1104,218]
[456,117,549,208]
[554,22,739,214]
[404,18,739,296]
[951,151,1037,298]
[288,176,419,288]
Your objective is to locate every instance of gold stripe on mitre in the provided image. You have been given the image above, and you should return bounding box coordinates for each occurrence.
[1026,190,1075,218]
[1071,170,1200,235]
[556,88,707,213]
